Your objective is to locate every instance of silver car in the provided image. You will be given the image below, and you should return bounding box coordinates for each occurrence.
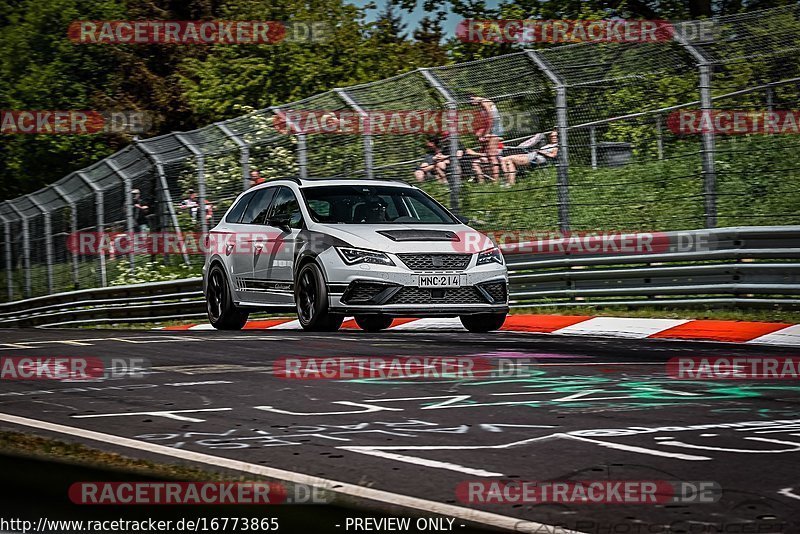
[202,178,508,332]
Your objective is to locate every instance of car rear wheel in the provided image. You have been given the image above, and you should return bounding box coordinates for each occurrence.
[296,262,343,331]
[354,315,393,332]
[460,312,507,333]
[206,264,249,330]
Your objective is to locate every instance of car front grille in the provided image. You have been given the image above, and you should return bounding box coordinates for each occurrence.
[480,281,508,303]
[397,253,471,271]
[386,286,487,305]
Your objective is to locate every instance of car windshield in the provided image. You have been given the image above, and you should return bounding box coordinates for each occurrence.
[301,184,457,224]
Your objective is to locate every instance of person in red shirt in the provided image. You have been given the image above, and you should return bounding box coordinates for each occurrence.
[249,169,266,187]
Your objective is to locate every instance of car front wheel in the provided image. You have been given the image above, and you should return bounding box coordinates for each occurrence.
[206,264,249,330]
[460,312,507,333]
[295,262,343,332]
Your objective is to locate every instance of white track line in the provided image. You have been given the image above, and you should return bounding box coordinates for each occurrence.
[0,412,583,534]
[390,318,464,330]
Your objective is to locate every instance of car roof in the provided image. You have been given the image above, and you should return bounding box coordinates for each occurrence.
[251,178,414,191]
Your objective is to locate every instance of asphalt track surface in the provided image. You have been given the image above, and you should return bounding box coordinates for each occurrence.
[1,327,800,533]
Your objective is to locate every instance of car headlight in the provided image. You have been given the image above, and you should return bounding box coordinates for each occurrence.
[336,247,394,266]
[476,247,503,266]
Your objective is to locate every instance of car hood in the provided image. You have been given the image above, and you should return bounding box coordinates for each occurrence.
[312,223,491,254]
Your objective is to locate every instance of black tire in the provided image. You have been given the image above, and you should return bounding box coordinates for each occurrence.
[354,315,394,332]
[460,312,507,333]
[295,262,343,332]
[206,263,249,330]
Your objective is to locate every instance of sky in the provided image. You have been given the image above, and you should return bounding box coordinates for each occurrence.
[348,0,505,38]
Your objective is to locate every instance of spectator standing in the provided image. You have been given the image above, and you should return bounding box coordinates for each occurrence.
[131,189,149,231]
[470,96,503,182]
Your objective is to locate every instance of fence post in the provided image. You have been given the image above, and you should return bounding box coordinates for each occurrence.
[674,30,717,228]
[27,194,54,295]
[106,159,135,272]
[136,140,191,266]
[272,106,307,179]
[527,50,570,232]
[0,210,12,301]
[216,121,250,192]
[53,184,80,289]
[335,88,373,179]
[656,114,664,160]
[175,134,208,236]
[766,86,774,112]
[6,203,29,298]
[77,171,107,287]
[589,126,597,169]
[419,68,461,215]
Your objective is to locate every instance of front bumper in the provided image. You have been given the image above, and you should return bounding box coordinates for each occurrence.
[321,248,509,316]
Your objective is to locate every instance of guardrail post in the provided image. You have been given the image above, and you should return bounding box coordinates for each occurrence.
[216,121,250,191]
[0,210,12,301]
[27,194,54,294]
[335,88,374,179]
[673,30,717,228]
[106,159,135,272]
[77,171,107,287]
[589,126,597,169]
[175,134,208,236]
[136,140,191,266]
[527,51,570,232]
[419,68,461,215]
[53,184,80,289]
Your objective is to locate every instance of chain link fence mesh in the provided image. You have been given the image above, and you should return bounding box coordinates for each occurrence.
[2,5,800,301]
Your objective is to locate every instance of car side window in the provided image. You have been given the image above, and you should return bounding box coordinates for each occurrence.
[268,187,303,229]
[225,192,254,223]
[241,187,277,225]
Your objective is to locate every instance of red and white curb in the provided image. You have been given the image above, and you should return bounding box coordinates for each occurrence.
[161,315,800,347]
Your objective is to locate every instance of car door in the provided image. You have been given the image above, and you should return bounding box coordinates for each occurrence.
[232,186,276,302]
[252,186,303,305]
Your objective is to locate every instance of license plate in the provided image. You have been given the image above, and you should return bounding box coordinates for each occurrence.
[418,274,460,288]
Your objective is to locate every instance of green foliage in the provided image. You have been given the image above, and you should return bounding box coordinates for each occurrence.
[110,260,197,286]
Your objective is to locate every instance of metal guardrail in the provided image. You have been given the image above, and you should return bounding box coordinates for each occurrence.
[1,226,798,327]
[0,278,205,328]
[505,226,800,309]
